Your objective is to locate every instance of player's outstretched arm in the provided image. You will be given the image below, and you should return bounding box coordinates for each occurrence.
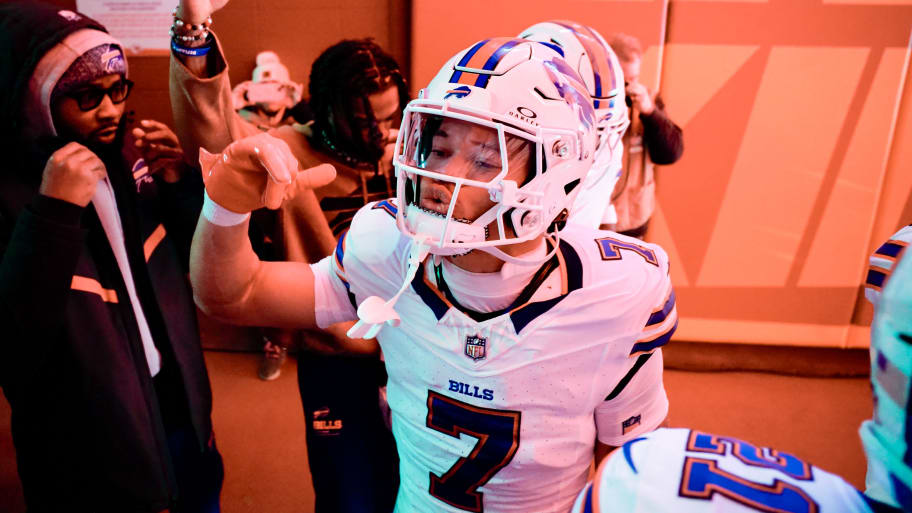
[190,216,321,327]
[189,132,336,328]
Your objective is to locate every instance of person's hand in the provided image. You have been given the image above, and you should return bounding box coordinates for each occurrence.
[378,127,399,177]
[132,120,186,183]
[39,143,107,207]
[177,0,229,24]
[199,132,336,214]
[625,81,654,116]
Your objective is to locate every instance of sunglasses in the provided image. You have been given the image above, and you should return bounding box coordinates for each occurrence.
[66,78,134,111]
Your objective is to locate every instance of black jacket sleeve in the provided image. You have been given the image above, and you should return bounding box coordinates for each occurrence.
[639,94,684,165]
[0,195,86,384]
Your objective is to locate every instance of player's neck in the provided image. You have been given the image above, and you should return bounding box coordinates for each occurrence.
[445,235,546,274]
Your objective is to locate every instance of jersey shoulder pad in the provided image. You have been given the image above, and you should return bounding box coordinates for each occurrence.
[343,199,409,266]
[564,226,671,287]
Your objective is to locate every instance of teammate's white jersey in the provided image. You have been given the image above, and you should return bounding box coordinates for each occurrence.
[569,143,624,229]
[570,428,878,513]
[865,225,912,305]
[312,199,677,513]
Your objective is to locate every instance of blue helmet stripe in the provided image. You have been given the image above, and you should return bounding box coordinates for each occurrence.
[450,38,489,84]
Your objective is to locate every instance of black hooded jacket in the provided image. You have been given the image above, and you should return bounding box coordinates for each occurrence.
[0,3,213,511]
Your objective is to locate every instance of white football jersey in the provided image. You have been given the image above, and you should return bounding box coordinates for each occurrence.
[312,199,677,513]
[569,143,624,229]
[865,225,912,305]
[571,428,877,513]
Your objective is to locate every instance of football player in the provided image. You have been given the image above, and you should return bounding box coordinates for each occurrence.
[191,38,676,513]
[520,20,629,230]
[570,251,912,513]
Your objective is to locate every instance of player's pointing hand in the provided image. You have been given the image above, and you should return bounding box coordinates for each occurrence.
[199,132,336,214]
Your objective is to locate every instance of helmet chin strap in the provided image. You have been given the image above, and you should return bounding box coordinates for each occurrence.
[347,237,432,340]
[347,216,563,340]
[477,228,561,266]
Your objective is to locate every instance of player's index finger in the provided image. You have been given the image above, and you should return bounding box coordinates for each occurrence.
[296,163,336,189]
[254,142,293,185]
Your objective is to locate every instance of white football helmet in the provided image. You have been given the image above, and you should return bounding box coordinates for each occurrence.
[519,21,628,161]
[394,37,598,263]
[348,37,598,340]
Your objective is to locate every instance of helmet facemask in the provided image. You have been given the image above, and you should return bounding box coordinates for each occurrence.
[394,102,584,262]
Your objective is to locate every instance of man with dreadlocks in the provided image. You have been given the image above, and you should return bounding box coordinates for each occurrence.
[169,1,406,511]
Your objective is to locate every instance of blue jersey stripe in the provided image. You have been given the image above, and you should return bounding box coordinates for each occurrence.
[510,239,584,333]
[630,320,678,355]
[334,232,346,269]
[410,263,450,320]
[371,199,399,217]
[867,268,887,289]
[876,241,907,258]
[646,290,676,327]
[582,483,594,513]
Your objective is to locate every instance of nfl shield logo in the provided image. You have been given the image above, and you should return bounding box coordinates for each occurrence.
[465,335,487,361]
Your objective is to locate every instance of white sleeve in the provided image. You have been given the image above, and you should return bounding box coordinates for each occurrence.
[595,349,668,447]
[310,255,358,328]
[630,260,677,357]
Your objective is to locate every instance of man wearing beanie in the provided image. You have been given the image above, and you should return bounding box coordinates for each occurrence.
[0,3,223,512]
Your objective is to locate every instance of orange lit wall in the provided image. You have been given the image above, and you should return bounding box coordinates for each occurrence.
[411,0,912,348]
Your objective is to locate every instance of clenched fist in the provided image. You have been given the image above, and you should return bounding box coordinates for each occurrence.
[132,119,187,183]
[625,80,654,116]
[199,132,336,214]
[39,143,107,207]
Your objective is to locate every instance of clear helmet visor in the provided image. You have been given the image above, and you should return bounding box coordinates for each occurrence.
[395,111,543,254]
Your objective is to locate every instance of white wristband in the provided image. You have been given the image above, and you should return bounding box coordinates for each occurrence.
[202,191,250,226]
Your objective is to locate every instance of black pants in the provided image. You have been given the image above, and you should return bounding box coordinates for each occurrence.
[155,366,224,513]
[166,425,224,513]
[297,353,399,513]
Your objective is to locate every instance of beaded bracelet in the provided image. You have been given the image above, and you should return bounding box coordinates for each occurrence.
[170,6,212,43]
[174,16,212,32]
[170,27,209,42]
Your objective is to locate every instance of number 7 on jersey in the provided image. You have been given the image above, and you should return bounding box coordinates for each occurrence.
[426,391,522,512]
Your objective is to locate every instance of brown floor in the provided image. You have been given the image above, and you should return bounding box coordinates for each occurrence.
[0,350,871,513]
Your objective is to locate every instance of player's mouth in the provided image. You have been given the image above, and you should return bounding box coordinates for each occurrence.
[93,124,119,140]
[415,205,473,224]
[419,185,452,215]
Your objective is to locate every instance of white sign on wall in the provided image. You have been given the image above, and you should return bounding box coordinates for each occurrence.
[75,0,172,55]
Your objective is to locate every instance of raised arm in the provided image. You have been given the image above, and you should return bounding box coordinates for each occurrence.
[189,132,336,328]
[169,0,260,162]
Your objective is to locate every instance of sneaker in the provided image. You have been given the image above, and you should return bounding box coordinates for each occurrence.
[258,339,288,381]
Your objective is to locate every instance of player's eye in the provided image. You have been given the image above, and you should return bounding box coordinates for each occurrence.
[473,158,499,170]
